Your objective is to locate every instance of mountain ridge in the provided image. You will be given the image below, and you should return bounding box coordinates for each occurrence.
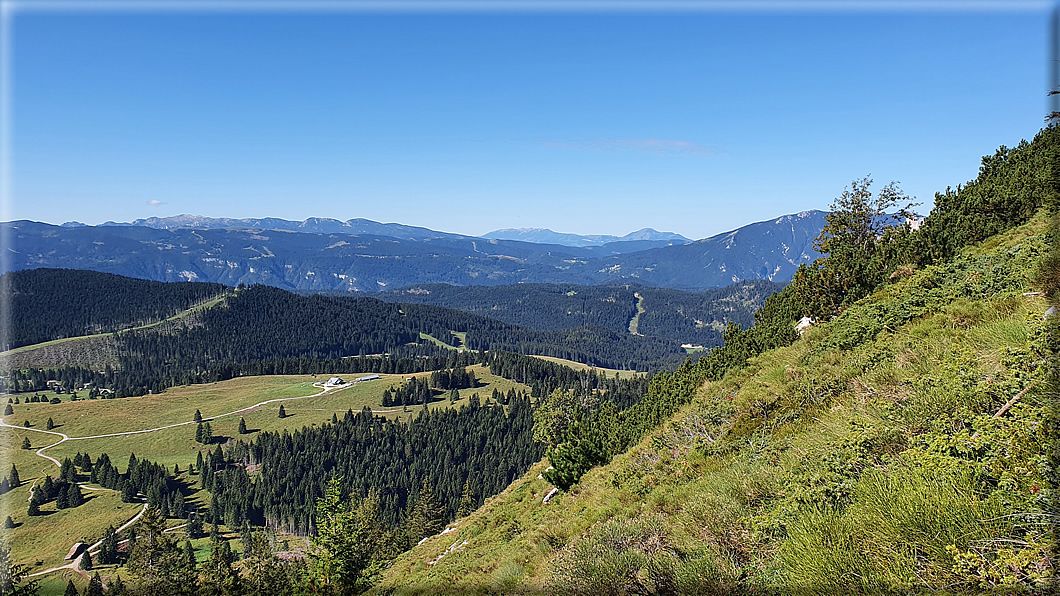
[7,210,827,292]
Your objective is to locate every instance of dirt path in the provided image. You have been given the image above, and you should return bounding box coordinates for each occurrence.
[4,380,351,580]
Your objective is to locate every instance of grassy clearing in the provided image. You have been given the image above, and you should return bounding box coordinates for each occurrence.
[628,292,646,335]
[529,355,644,379]
[3,481,138,571]
[418,332,464,351]
[18,365,528,473]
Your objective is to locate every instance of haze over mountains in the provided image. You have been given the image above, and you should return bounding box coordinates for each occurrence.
[483,226,690,247]
[9,210,829,292]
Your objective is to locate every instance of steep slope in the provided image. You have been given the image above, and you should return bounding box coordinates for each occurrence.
[375,212,1056,594]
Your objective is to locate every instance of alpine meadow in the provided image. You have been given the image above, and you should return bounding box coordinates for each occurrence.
[2,8,1057,596]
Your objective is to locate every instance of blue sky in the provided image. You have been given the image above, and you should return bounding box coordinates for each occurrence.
[5,3,1053,240]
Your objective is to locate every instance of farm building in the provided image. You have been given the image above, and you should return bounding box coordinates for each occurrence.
[355,374,381,382]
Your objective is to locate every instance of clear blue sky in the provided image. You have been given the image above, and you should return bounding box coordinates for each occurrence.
[6,3,1052,240]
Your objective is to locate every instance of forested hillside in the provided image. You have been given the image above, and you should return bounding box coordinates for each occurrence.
[374,125,1060,593]
[1,269,226,350]
[1,277,686,398]
[379,280,782,347]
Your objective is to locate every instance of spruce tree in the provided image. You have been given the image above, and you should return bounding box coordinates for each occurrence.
[80,550,93,570]
[86,573,104,596]
[27,501,39,517]
[457,479,477,518]
[20,438,30,450]
[194,409,203,423]
[46,417,54,430]
[3,516,13,529]
[238,417,248,435]
[63,580,78,596]
[277,405,286,419]
[3,403,12,416]
[7,464,17,488]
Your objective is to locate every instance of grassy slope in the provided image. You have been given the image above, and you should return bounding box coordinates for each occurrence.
[1,293,229,370]
[2,364,528,584]
[529,355,644,379]
[4,365,527,472]
[375,213,1055,594]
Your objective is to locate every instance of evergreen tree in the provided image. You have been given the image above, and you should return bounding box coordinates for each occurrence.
[186,512,203,539]
[238,417,248,435]
[240,520,253,558]
[20,438,29,450]
[7,465,17,489]
[243,531,288,595]
[63,579,78,596]
[27,501,39,517]
[126,507,193,594]
[86,573,104,596]
[307,478,386,593]
[457,479,477,518]
[68,484,84,508]
[100,526,119,564]
[60,458,76,482]
[109,574,125,596]
[183,540,196,569]
[406,479,445,544]
[3,517,13,529]
[80,550,93,571]
[0,538,39,596]
[194,409,203,423]
[198,540,241,596]
[3,404,12,416]
[46,417,54,430]
[278,405,287,419]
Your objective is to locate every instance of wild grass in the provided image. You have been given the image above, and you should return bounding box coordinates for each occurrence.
[374,215,1053,594]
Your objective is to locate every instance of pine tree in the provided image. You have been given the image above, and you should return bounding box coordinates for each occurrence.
[80,550,93,570]
[278,405,287,419]
[20,438,30,450]
[3,403,12,416]
[86,573,104,596]
[68,484,84,507]
[27,501,39,517]
[63,579,78,596]
[183,540,196,568]
[46,417,54,430]
[186,512,203,539]
[100,526,119,564]
[457,479,477,518]
[238,418,248,435]
[3,516,13,529]
[109,574,125,595]
[194,409,203,423]
[6,465,16,488]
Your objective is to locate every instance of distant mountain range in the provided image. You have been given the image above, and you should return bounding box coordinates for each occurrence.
[10,210,830,292]
[483,227,690,247]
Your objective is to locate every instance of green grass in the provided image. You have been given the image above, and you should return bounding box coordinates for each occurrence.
[628,292,646,336]
[374,214,1053,594]
[0,292,229,358]
[529,355,644,379]
[13,365,529,473]
[419,332,463,351]
[3,481,139,572]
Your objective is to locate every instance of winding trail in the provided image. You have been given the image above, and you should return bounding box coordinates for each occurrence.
[5,380,351,579]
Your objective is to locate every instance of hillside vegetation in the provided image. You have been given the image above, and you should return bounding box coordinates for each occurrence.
[376,126,1060,594]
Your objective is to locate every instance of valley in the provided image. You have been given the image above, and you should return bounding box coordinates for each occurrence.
[0,124,1056,595]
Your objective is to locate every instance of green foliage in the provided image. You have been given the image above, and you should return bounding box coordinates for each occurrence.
[125,507,194,594]
[306,478,386,595]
